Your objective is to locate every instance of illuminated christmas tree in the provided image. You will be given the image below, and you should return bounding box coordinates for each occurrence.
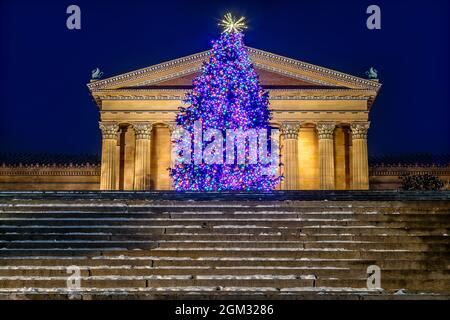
[170,14,281,191]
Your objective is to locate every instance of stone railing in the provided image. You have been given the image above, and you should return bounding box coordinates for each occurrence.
[0,163,100,190]
[0,163,100,176]
[369,165,450,190]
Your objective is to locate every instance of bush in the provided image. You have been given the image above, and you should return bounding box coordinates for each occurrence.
[400,173,444,191]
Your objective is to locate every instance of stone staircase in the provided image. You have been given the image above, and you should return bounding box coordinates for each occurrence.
[0,192,449,299]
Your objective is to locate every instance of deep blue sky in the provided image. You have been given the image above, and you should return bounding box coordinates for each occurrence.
[0,0,449,156]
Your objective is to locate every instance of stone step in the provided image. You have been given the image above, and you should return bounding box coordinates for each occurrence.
[1,233,448,243]
[102,248,450,260]
[2,248,449,261]
[2,217,448,229]
[154,241,450,251]
[0,196,448,297]
[0,276,447,291]
[0,241,155,250]
[0,266,448,280]
[2,201,449,212]
[4,289,450,300]
[1,256,447,270]
[1,240,448,251]
[2,211,449,221]
[0,287,381,300]
[0,276,317,289]
[1,226,448,236]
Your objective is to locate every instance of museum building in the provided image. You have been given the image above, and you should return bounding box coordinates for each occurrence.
[1,48,449,190]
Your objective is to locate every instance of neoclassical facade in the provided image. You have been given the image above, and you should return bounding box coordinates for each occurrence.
[87,47,381,190]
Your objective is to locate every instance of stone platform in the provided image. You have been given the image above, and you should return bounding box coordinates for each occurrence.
[0,191,449,300]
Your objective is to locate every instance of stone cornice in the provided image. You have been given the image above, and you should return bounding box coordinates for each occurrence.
[247,47,381,90]
[87,50,211,91]
[101,110,368,115]
[93,88,376,94]
[87,47,381,93]
[95,95,370,101]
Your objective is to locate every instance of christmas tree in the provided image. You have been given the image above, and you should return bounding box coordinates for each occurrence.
[170,14,281,191]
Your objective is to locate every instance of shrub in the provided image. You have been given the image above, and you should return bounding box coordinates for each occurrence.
[400,173,444,191]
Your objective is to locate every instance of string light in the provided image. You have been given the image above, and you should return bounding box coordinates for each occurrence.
[169,29,282,191]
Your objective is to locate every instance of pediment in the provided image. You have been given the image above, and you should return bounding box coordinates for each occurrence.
[87,47,381,92]
[118,68,337,90]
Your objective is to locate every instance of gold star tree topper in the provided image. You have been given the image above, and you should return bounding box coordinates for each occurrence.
[219,13,247,33]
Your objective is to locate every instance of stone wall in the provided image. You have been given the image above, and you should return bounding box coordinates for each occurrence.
[0,164,100,190]
[1,162,449,191]
[369,165,450,190]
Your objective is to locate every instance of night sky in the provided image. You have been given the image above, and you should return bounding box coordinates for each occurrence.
[0,0,449,156]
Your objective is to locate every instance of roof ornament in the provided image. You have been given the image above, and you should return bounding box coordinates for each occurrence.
[91,68,104,81]
[219,13,247,33]
[365,67,378,80]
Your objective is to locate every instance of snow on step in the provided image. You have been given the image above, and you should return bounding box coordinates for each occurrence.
[195,275,317,280]
[155,247,353,251]
[0,248,125,251]
[0,274,316,281]
[280,287,383,293]
[0,266,349,271]
[0,218,358,222]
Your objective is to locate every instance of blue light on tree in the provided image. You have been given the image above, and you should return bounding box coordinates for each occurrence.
[170,14,282,191]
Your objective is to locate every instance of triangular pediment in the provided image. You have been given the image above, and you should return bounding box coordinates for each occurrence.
[87,47,381,92]
[118,68,334,89]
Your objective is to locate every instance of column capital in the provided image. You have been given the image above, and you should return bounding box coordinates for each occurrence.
[99,122,119,140]
[316,122,336,140]
[133,122,153,140]
[350,122,370,139]
[280,122,301,139]
[166,121,178,134]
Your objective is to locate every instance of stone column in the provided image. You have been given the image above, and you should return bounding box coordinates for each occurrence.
[133,122,153,190]
[316,122,336,190]
[167,122,177,190]
[281,122,301,190]
[350,122,370,190]
[99,122,119,190]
